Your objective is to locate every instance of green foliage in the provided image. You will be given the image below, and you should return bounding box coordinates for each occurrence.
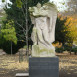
[1,20,17,44]
[64,44,72,51]
[16,0,22,8]
[56,47,64,53]
[0,40,25,54]
[73,41,77,45]
[71,48,77,52]
[64,17,77,42]
[55,15,67,44]
[0,34,25,54]
[1,0,49,54]
[2,0,5,2]
[0,16,6,21]
[3,0,49,43]
[0,10,6,26]
[55,15,77,45]
[23,45,27,49]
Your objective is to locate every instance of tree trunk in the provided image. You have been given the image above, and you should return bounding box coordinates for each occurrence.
[11,41,12,55]
[26,0,29,56]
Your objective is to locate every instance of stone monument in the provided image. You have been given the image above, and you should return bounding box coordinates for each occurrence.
[29,2,57,57]
[29,2,59,77]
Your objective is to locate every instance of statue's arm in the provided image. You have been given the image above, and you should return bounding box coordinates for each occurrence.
[31,26,37,45]
[30,16,35,24]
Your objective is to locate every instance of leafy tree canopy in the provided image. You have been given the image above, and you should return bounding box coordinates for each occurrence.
[64,16,77,42]
[1,20,17,44]
[55,14,67,44]
[2,0,49,42]
[56,14,77,46]
[1,0,49,54]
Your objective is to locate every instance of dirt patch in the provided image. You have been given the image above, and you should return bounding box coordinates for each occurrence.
[0,54,77,77]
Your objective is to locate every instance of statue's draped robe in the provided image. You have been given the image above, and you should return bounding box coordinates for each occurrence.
[29,3,57,57]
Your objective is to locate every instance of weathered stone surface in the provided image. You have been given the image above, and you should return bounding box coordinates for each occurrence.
[29,2,57,57]
[29,57,59,77]
[15,73,29,77]
[0,49,6,55]
[32,45,55,57]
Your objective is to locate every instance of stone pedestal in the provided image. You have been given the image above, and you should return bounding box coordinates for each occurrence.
[15,73,29,77]
[29,57,59,77]
[32,45,55,57]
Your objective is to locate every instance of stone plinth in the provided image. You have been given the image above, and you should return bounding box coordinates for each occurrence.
[32,45,55,57]
[29,57,59,77]
[15,73,29,77]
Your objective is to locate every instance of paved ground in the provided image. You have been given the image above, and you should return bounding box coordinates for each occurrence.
[0,53,77,77]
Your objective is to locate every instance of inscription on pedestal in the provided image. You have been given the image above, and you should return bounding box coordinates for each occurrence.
[29,57,59,77]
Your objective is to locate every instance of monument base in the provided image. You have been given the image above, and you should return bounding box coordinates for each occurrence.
[32,45,55,57]
[29,57,59,77]
[15,73,29,77]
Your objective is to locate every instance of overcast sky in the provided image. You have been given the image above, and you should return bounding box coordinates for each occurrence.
[0,0,11,9]
[0,0,68,12]
[50,0,68,12]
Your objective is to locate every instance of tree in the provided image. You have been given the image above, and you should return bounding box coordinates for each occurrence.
[55,14,77,45]
[1,20,17,55]
[1,0,49,54]
[64,16,77,43]
[66,0,77,16]
[0,9,6,31]
[1,20,17,44]
[55,14,67,44]
[4,0,49,41]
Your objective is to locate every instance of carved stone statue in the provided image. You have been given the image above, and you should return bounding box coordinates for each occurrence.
[29,2,57,57]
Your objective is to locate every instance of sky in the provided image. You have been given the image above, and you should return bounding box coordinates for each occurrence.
[50,0,68,12]
[0,0,68,12]
[0,0,11,9]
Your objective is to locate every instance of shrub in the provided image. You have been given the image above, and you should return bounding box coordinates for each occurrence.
[0,38,25,54]
[71,48,77,52]
[64,44,72,51]
[56,47,64,53]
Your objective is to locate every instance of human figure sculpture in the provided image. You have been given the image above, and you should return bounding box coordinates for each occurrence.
[29,2,57,57]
